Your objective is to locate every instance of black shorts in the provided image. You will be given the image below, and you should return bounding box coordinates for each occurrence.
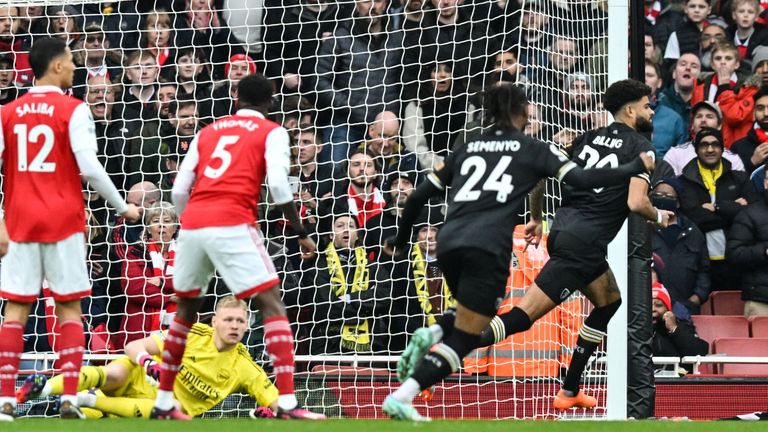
[535,230,610,305]
[437,247,510,317]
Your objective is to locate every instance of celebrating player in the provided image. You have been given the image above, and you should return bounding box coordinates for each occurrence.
[150,74,323,420]
[0,37,140,422]
[17,296,279,419]
[381,81,657,421]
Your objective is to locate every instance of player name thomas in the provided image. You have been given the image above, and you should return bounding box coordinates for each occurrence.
[212,119,259,132]
[15,103,55,117]
[466,140,521,153]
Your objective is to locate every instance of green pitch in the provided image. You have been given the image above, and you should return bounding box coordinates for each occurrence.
[1,419,765,432]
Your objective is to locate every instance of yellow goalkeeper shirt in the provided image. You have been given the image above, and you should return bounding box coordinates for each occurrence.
[151,323,279,417]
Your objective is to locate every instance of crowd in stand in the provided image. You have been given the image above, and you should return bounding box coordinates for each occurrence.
[0,0,767,368]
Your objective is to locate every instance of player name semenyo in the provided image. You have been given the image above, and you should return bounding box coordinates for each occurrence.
[466,140,521,153]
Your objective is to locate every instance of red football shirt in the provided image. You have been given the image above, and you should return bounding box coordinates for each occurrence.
[180,112,283,229]
[1,86,92,242]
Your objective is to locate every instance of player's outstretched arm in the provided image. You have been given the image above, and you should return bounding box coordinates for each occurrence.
[559,154,648,190]
[627,177,675,228]
[385,176,442,256]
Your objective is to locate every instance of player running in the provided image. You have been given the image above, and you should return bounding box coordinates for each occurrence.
[0,37,140,422]
[381,81,658,421]
[150,74,323,420]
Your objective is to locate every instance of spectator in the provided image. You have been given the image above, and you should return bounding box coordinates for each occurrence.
[0,5,32,85]
[327,151,386,228]
[646,60,687,158]
[86,74,129,191]
[548,72,609,147]
[403,61,471,171]
[753,46,768,86]
[732,86,768,173]
[209,53,256,120]
[314,0,403,163]
[515,1,551,75]
[399,0,430,88]
[651,283,709,374]
[664,101,745,175]
[302,214,380,354]
[645,32,662,64]
[45,5,82,48]
[294,123,334,203]
[109,181,162,266]
[15,5,46,38]
[361,111,419,180]
[72,23,123,100]
[122,50,160,121]
[117,202,178,349]
[659,53,701,133]
[727,0,768,61]
[535,36,582,106]
[491,47,528,89]
[664,0,711,62]
[691,42,759,148]
[174,47,214,123]
[0,54,25,105]
[139,8,176,81]
[678,128,759,291]
[222,0,263,54]
[80,1,141,50]
[726,163,768,316]
[650,178,711,318]
[155,80,177,120]
[698,22,727,72]
[364,171,416,262]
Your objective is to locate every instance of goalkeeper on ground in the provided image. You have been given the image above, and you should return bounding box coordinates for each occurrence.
[17,296,279,418]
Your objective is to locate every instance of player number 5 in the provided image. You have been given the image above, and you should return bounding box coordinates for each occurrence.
[13,124,56,172]
[204,135,239,179]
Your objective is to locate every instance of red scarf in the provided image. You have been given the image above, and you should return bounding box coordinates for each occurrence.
[148,240,177,330]
[758,0,768,25]
[645,1,661,25]
[708,73,737,103]
[157,48,170,67]
[347,184,386,228]
[755,122,768,143]
[734,32,752,59]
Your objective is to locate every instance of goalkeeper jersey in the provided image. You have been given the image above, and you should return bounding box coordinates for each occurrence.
[151,323,278,417]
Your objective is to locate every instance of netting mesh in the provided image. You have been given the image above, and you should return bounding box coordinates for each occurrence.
[1,0,612,419]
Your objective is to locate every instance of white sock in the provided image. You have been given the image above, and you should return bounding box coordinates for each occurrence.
[77,392,96,408]
[40,383,52,398]
[154,390,175,411]
[391,378,421,403]
[428,324,443,344]
[60,394,78,406]
[0,397,15,407]
[278,394,298,411]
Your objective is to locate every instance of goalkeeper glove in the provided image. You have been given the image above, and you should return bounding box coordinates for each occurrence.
[249,407,276,419]
[135,352,161,380]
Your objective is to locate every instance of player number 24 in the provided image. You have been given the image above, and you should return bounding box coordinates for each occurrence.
[454,155,514,203]
[204,135,239,178]
[13,124,56,172]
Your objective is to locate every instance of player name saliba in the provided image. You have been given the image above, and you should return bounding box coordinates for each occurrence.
[212,119,259,132]
[15,102,55,117]
[466,140,521,153]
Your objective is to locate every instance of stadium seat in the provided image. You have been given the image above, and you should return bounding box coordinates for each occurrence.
[749,316,768,338]
[709,291,745,316]
[699,298,712,315]
[712,337,768,375]
[690,315,749,349]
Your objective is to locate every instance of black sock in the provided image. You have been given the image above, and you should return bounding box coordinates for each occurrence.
[562,299,621,394]
[436,308,456,340]
[411,327,480,390]
[478,307,532,347]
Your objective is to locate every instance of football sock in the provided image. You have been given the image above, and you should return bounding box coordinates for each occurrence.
[432,308,456,342]
[562,299,621,394]
[44,365,106,397]
[478,307,532,347]
[0,321,24,400]
[155,316,192,410]
[94,395,154,418]
[403,328,481,403]
[264,316,297,408]
[59,320,86,399]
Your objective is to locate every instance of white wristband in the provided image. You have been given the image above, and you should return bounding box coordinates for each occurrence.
[135,351,151,366]
[655,208,663,225]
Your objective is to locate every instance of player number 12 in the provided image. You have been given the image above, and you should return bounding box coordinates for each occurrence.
[13,124,56,173]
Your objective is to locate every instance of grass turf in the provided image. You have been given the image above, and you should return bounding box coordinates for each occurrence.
[1,419,765,432]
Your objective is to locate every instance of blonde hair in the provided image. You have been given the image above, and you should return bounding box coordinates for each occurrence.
[144,201,178,226]
[215,295,248,313]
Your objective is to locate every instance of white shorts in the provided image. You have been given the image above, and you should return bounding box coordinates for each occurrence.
[0,232,90,302]
[173,224,280,299]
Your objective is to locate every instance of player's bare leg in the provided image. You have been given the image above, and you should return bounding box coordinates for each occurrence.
[554,270,621,411]
[151,296,203,420]
[385,303,493,421]
[252,285,325,420]
[0,301,32,422]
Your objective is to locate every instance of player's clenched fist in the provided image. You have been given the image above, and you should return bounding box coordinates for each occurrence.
[121,204,142,223]
[136,352,161,380]
[639,151,655,172]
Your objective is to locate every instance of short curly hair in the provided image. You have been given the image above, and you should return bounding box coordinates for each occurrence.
[603,79,652,117]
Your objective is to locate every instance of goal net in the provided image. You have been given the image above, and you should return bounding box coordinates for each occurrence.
[2,0,617,419]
